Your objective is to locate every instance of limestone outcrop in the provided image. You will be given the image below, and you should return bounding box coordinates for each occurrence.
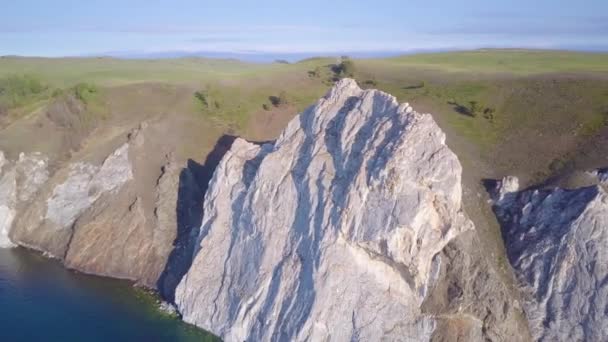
[1,123,204,289]
[175,79,481,341]
[492,176,608,341]
[0,152,49,247]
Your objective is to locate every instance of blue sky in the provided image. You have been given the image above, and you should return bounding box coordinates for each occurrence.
[2,0,607,58]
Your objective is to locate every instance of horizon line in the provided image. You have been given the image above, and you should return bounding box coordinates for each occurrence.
[2,46,608,63]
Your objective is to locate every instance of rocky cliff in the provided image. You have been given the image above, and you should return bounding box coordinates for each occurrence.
[492,175,608,341]
[0,78,536,341]
[0,151,49,247]
[175,79,529,341]
[0,120,206,290]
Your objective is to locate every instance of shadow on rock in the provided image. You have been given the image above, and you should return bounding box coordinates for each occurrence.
[157,134,237,302]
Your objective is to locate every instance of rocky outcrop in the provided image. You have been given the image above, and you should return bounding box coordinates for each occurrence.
[492,176,608,341]
[174,79,507,341]
[1,122,205,289]
[0,152,49,247]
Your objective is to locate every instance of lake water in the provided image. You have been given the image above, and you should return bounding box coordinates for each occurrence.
[0,247,216,342]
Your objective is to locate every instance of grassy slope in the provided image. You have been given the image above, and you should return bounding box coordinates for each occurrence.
[354,51,608,183]
[0,57,279,86]
[1,50,607,175]
[366,49,608,74]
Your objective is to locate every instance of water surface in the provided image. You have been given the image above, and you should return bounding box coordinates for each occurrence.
[0,247,216,341]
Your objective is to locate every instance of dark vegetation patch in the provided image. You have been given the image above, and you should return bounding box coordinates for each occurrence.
[307,57,358,85]
[0,74,49,117]
[193,79,326,131]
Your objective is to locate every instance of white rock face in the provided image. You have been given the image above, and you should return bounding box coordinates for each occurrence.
[16,152,50,202]
[0,167,17,248]
[176,79,473,341]
[492,176,520,202]
[492,181,608,341]
[45,144,132,228]
[0,152,48,247]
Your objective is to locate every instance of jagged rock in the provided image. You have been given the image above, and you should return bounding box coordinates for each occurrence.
[10,143,133,258]
[159,301,179,316]
[0,151,48,247]
[5,122,203,289]
[176,79,475,341]
[156,158,207,300]
[45,144,133,229]
[491,176,520,202]
[492,177,608,341]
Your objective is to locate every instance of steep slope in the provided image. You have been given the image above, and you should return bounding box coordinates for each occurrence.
[491,175,608,341]
[0,120,206,290]
[175,79,529,341]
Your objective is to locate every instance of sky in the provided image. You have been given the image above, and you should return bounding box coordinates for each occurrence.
[1,0,607,59]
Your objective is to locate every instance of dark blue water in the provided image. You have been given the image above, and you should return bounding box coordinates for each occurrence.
[0,247,216,342]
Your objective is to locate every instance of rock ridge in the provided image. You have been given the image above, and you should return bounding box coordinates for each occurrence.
[0,122,207,289]
[175,79,476,341]
[492,175,608,341]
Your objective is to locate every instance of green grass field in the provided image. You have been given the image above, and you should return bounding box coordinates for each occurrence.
[1,49,608,183]
[3,50,606,87]
[362,49,608,74]
[0,56,318,86]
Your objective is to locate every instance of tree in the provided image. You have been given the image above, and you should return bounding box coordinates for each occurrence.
[308,66,322,78]
[269,91,289,107]
[338,59,356,78]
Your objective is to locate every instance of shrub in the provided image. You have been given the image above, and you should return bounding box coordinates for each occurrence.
[51,88,64,98]
[483,107,495,121]
[269,91,289,107]
[549,157,573,173]
[308,66,322,78]
[0,74,48,109]
[363,79,377,87]
[338,59,356,78]
[73,83,98,104]
[194,91,209,108]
